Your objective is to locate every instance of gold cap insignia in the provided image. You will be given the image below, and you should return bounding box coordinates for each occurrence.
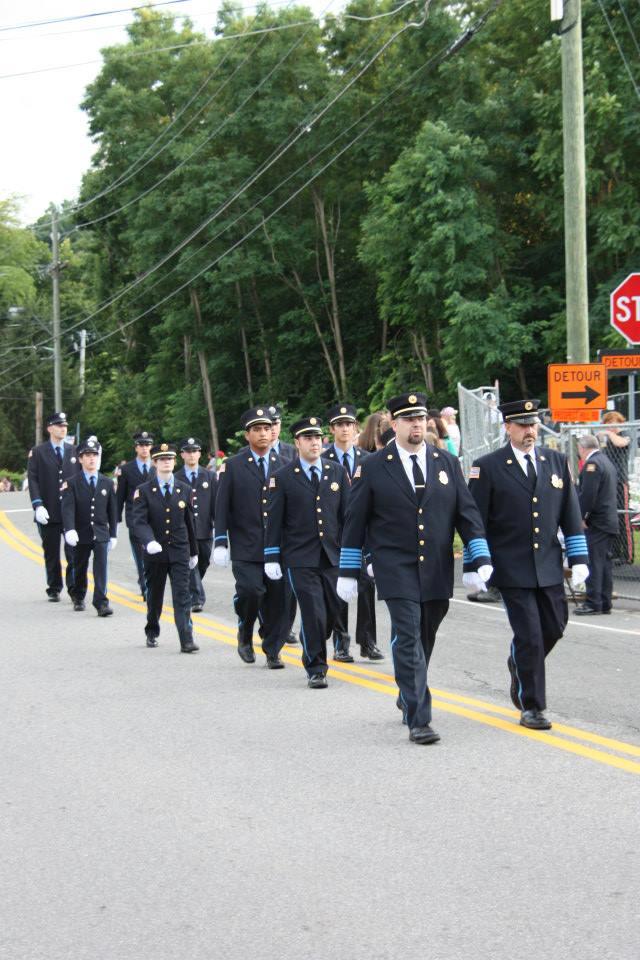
[525,401,533,411]
[310,417,317,426]
[256,409,264,416]
[340,406,347,414]
[161,443,168,452]
[408,395,417,404]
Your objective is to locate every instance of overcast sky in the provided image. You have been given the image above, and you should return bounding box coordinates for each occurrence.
[1,0,321,225]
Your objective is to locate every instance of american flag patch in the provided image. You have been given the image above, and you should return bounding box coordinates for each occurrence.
[269,477,276,488]
[353,466,361,479]
[469,467,480,479]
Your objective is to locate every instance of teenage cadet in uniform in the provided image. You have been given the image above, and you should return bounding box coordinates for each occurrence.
[468,399,589,730]
[132,442,199,653]
[175,437,217,612]
[116,431,156,598]
[575,434,618,616]
[265,417,349,687]
[61,437,117,616]
[337,393,492,743]
[27,411,81,601]
[322,403,383,662]
[269,405,296,462]
[214,408,286,667]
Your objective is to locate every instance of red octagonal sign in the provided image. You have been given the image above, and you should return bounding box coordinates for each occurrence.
[611,273,640,344]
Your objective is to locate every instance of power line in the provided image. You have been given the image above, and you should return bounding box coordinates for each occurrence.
[0,0,194,32]
[596,0,640,99]
[616,0,640,59]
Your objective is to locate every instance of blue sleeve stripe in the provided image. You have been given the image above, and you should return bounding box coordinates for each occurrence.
[32,498,42,506]
[467,538,489,550]
[340,548,363,556]
[264,547,280,555]
[214,534,227,542]
[565,536,585,543]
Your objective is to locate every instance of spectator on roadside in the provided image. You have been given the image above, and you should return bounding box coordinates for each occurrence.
[0,476,16,492]
[427,414,457,456]
[441,406,461,455]
[601,410,633,564]
[358,411,390,452]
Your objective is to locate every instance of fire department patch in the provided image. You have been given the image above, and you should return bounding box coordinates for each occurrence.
[469,467,481,479]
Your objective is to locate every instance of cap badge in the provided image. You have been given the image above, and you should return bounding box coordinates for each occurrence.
[188,437,194,444]
[256,409,264,416]
[269,406,276,414]
[310,418,317,426]
[525,401,533,411]
[161,443,168,452]
[408,395,417,404]
[142,432,148,438]
[331,481,339,491]
[439,470,449,485]
[340,406,347,414]
[60,412,66,419]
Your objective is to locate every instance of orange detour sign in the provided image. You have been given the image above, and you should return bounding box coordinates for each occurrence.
[547,363,607,413]
[550,409,598,423]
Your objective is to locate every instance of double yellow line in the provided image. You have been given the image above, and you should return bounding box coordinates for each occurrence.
[1,509,639,775]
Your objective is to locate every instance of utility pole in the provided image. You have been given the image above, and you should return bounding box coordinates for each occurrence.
[79,329,86,398]
[559,0,590,362]
[50,206,63,411]
[35,391,43,445]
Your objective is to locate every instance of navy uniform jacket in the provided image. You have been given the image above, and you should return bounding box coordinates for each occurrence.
[265,458,349,568]
[214,449,284,562]
[174,466,217,540]
[338,440,490,602]
[27,441,81,524]
[578,451,618,535]
[321,443,369,472]
[468,445,588,589]
[116,459,156,528]
[132,478,197,561]
[273,440,296,463]
[62,473,117,544]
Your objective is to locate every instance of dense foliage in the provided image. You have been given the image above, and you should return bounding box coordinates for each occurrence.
[1,0,639,470]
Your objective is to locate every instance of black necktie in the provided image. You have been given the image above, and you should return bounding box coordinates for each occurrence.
[341,452,352,479]
[164,483,171,501]
[142,463,148,480]
[191,471,197,486]
[258,456,266,480]
[410,454,425,497]
[55,447,63,466]
[309,465,319,490]
[524,454,536,491]
[89,477,96,494]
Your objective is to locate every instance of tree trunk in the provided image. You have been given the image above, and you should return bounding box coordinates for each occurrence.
[190,287,219,453]
[250,278,272,391]
[381,314,388,355]
[183,334,192,383]
[411,331,434,394]
[313,189,347,397]
[236,281,253,403]
[516,362,529,397]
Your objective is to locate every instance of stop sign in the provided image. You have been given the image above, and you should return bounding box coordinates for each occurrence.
[611,273,640,344]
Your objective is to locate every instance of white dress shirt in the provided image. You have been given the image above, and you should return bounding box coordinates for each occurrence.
[396,442,427,490]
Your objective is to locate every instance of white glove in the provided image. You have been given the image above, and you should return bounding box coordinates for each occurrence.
[65,529,79,547]
[337,577,359,603]
[478,564,493,582]
[265,562,283,580]
[189,555,198,570]
[213,545,229,567]
[366,563,374,579]
[462,572,486,592]
[571,563,589,587]
[35,505,49,524]
[109,538,117,551]
[146,540,163,555]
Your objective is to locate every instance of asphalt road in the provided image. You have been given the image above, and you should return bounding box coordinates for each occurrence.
[0,492,638,960]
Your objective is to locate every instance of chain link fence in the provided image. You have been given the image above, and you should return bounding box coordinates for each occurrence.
[457,381,502,478]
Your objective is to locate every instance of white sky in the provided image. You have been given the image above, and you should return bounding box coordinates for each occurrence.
[0,0,325,225]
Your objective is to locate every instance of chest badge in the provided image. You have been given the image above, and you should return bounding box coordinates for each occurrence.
[178,500,186,508]
[551,474,563,489]
[101,489,107,496]
[71,457,76,464]
[438,471,448,485]
[202,481,208,488]
[330,481,339,491]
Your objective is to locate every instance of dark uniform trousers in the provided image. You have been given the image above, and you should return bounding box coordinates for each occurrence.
[584,529,614,613]
[287,560,342,676]
[144,555,193,646]
[129,535,147,598]
[387,598,449,728]
[38,523,76,597]
[500,584,567,711]
[73,542,110,609]
[190,538,213,606]
[232,560,284,658]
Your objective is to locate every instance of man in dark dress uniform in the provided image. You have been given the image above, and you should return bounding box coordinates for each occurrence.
[61,437,117,616]
[337,392,492,744]
[322,402,383,663]
[264,417,349,687]
[27,410,81,601]
[468,399,589,730]
[116,430,156,598]
[269,404,296,462]
[132,442,199,653]
[575,434,618,616]
[214,407,286,667]
[175,437,217,613]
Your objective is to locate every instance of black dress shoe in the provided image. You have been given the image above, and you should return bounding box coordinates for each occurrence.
[308,674,328,689]
[573,604,601,616]
[467,586,501,603]
[520,709,552,730]
[333,649,354,663]
[507,656,520,709]
[285,632,298,645]
[396,693,408,725]
[146,634,159,648]
[266,655,285,669]
[180,640,199,653]
[333,632,354,663]
[73,600,86,612]
[361,644,385,661]
[409,725,440,744]
[48,593,60,603]
[191,604,203,613]
[97,604,113,617]
[238,643,256,663]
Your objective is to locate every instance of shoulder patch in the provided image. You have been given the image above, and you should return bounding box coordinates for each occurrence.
[269,477,276,488]
[133,488,140,500]
[353,465,362,479]
[586,463,597,472]
[469,466,481,480]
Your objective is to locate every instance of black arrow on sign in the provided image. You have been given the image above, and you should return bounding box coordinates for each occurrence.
[561,386,600,404]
